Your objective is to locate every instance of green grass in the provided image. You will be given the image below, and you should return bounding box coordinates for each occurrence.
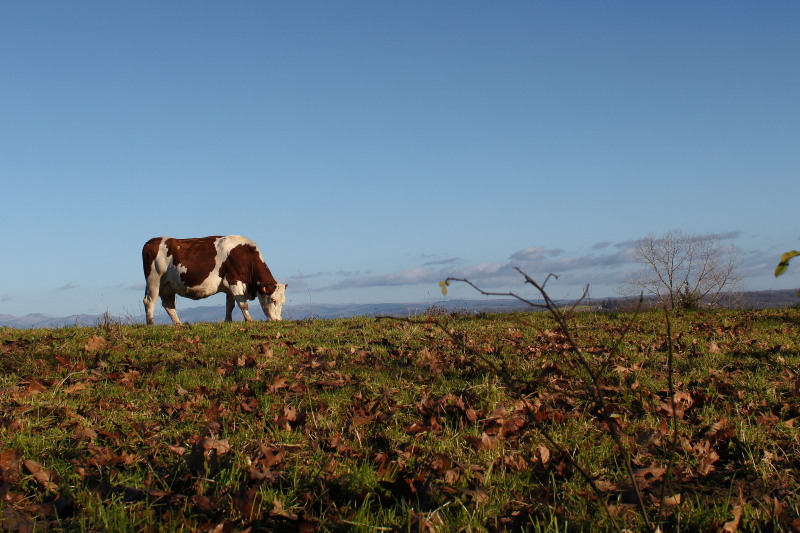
[1,308,799,531]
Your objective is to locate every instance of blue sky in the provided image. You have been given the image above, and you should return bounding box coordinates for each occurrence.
[2,2,799,320]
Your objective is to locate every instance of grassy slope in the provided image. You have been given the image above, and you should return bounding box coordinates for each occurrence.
[1,309,799,532]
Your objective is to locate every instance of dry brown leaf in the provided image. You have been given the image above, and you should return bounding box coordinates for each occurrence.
[64,381,88,395]
[2,509,36,533]
[352,413,376,428]
[722,505,743,532]
[23,459,59,491]
[706,417,732,440]
[282,405,298,422]
[268,376,289,392]
[697,447,720,476]
[674,391,694,410]
[84,335,107,352]
[202,438,231,456]
[74,427,97,442]
[21,380,47,398]
[634,465,667,489]
[594,480,618,493]
[0,449,21,482]
[168,445,186,456]
[463,487,489,504]
[464,432,499,451]
[535,443,551,465]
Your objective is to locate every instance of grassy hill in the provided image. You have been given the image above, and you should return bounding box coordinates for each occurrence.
[1,308,799,531]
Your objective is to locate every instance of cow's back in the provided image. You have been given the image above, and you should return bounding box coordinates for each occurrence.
[162,236,222,288]
[143,235,272,290]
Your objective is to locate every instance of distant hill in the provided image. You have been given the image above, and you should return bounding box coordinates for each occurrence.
[0,313,104,328]
[1,289,797,328]
[0,299,536,327]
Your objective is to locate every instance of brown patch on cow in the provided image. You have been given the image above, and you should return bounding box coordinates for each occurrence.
[165,237,222,288]
[141,237,163,278]
[219,244,277,299]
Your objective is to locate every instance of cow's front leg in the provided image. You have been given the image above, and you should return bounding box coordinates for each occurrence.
[161,293,182,326]
[236,297,254,322]
[225,294,236,321]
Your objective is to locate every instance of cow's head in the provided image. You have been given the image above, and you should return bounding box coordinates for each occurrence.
[258,283,287,320]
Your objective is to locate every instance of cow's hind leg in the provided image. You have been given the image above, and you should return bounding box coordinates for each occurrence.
[225,294,236,322]
[161,293,182,326]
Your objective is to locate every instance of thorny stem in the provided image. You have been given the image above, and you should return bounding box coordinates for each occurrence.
[658,308,679,527]
[445,271,656,532]
[377,313,623,533]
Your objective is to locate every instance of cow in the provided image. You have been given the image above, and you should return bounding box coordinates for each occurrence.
[142,235,287,325]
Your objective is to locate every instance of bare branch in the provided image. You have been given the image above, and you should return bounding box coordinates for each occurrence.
[444,276,548,310]
[442,271,654,531]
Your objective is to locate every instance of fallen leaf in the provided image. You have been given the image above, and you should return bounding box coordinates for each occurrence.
[192,494,217,512]
[168,445,186,456]
[723,505,743,532]
[20,380,47,398]
[706,417,732,441]
[271,498,298,520]
[23,459,59,491]
[64,381,88,395]
[2,509,36,533]
[74,427,98,442]
[202,438,231,456]
[535,444,551,465]
[351,413,376,428]
[464,432,500,451]
[594,480,618,493]
[0,449,21,482]
[84,335,107,352]
[268,376,289,392]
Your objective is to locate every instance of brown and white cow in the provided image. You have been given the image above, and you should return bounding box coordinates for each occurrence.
[142,235,287,325]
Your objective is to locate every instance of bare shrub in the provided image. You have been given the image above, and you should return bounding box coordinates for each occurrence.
[619,229,742,309]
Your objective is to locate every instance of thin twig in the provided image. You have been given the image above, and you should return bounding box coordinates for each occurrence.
[377,312,622,532]
[444,276,548,310]
[657,307,679,527]
[442,271,657,531]
[514,271,652,530]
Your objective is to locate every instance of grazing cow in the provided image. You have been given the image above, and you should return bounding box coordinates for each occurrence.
[142,235,287,325]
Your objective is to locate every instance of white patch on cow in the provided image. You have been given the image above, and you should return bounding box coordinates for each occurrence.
[229,279,247,297]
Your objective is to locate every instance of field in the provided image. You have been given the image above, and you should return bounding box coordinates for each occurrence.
[1,308,799,532]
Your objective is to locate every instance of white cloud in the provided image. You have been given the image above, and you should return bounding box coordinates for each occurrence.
[422,256,464,267]
[56,282,79,291]
[321,242,638,293]
[315,230,759,299]
[326,267,442,290]
[509,247,565,262]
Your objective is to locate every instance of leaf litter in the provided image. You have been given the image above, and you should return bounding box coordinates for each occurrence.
[0,309,799,531]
